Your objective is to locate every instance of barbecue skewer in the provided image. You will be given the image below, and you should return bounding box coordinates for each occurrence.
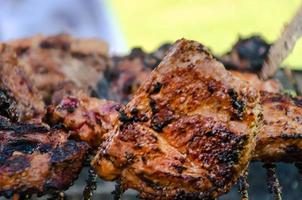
[260,4,302,79]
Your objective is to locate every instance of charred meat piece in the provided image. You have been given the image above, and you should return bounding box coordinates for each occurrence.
[230,71,282,93]
[9,34,109,104]
[254,92,302,162]
[92,39,261,199]
[221,35,270,72]
[50,93,121,148]
[0,116,89,198]
[0,44,45,123]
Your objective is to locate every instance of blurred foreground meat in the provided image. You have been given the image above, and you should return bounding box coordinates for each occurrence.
[0,44,45,123]
[9,34,109,104]
[0,116,89,198]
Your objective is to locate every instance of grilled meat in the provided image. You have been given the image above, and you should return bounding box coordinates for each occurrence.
[104,44,172,103]
[50,93,121,147]
[230,71,282,93]
[0,44,45,123]
[91,39,261,199]
[9,34,109,104]
[221,35,270,72]
[0,115,89,198]
[253,91,302,162]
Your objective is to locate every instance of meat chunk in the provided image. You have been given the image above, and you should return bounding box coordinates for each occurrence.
[9,34,109,104]
[0,116,89,198]
[92,39,261,199]
[0,44,45,123]
[220,35,270,72]
[230,71,282,93]
[253,92,302,162]
[50,93,121,147]
[103,44,172,103]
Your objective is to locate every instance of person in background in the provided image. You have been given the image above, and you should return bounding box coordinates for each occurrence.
[0,0,126,53]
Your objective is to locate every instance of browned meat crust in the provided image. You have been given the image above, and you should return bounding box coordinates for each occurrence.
[0,116,89,198]
[254,91,302,162]
[0,44,45,123]
[49,93,121,148]
[91,39,261,199]
[8,34,109,104]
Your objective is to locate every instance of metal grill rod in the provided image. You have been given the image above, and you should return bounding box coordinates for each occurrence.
[263,163,282,200]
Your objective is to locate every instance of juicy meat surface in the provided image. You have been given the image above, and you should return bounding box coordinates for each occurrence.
[0,44,45,123]
[0,116,89,197]
[253,91,302,162]
[91,39,261,199]
[50,93,121,148]
[9,34,109,104]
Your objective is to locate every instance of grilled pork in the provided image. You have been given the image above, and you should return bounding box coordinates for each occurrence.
[0,44,45,123]
[0,116,89,198]
[91,39,261,199]
[9,34,109,104]
[253,92,302,162]
[50,92,121,147]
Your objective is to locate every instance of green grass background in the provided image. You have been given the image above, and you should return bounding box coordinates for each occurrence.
[111,0,302,68]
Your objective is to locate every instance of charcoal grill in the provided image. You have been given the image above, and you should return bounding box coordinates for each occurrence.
[10,69,302,200]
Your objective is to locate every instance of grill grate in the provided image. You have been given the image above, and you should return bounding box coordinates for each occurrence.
[82,168,98,200]
[263,163,282,200]
[112,179,124,200]
[238,171,249,200]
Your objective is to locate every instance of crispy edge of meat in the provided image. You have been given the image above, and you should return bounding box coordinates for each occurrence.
[253,91,302,162]
[0,116,89,197]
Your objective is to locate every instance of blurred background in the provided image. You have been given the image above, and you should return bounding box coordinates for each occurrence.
[0,0,302,67]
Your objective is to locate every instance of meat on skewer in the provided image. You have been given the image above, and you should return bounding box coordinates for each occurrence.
[0,116,89,198]
[53,39,261,199]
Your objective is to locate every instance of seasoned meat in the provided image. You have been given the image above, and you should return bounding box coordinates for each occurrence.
[230,71,282,93]
[91,39,261,199]
[106,54,152,103]
[9,34,109,104]
[0,44,45,123]
[253,92,302,162]
[221,35,270,72]
[50,93,121,148]
[0,116,89,198]
[104,44,172,103]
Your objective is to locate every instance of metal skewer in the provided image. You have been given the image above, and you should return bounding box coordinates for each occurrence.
[260,4,302,79]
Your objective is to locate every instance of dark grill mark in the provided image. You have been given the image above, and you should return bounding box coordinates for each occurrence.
[228,89,244,120]
[150,82,162,94]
